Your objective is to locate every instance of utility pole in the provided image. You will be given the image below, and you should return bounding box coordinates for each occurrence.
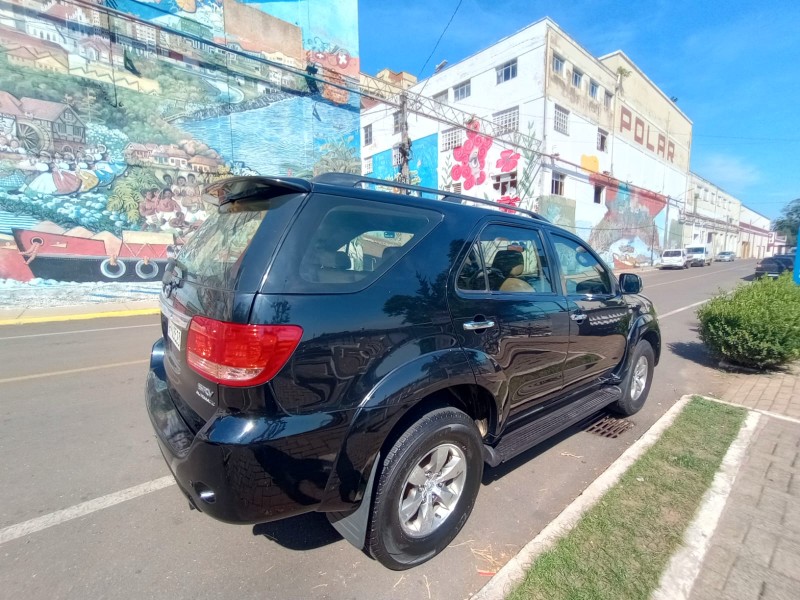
[398,91,411,185]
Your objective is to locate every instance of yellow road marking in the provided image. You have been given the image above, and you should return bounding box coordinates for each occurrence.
[0,359,149,385]
[0,308,160,327]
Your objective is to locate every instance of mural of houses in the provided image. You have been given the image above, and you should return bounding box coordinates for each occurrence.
[0,90,86,154]
[188,155,218,173]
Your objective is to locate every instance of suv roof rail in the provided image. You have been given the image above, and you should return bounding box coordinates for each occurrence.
[312,172,548,222]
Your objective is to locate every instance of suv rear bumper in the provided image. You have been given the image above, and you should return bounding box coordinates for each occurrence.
[145,350,350,524]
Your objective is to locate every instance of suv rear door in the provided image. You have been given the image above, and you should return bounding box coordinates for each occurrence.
[160,179,307,425]
[546,232,629,390]
[448,221,571,421]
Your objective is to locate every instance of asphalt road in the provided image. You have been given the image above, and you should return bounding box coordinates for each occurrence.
[0,260,757,600]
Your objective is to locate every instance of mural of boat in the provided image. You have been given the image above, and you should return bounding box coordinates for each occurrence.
[12,223,175,283]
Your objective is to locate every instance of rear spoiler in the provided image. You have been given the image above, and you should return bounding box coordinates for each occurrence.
[202,176,311,206]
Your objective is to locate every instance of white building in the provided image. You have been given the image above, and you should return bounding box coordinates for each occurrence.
[738,205,771,259]
[361,18,693,268]
[683,172,741,255]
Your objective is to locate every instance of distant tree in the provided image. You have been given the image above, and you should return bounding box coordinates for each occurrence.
[774,198,800,246]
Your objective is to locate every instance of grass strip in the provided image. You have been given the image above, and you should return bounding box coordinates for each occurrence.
[507,397,747,600]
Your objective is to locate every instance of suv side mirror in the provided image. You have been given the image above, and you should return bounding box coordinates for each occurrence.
[619,273,643,294]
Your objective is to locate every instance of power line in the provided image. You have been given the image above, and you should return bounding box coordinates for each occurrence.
[416,0,463,96]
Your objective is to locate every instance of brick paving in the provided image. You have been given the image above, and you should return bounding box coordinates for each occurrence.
[690,364,800,600]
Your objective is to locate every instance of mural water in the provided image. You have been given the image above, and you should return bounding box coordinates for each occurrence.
[0,0,360,285]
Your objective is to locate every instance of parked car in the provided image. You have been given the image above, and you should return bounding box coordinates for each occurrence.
[146,174,661,570]
[685,245,712,267]
[715,251,735,262]
[755,255,795,278]
[659,249,689,269]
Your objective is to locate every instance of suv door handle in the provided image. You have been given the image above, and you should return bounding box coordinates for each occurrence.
[463,320,496,331]
[570,312,587,323]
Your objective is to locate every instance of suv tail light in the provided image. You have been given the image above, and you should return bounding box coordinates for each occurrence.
[186,317,303,387]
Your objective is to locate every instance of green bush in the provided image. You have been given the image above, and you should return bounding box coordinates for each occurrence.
[697,273,800,369]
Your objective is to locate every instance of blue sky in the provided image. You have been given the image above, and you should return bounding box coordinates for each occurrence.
[359,0,800,221]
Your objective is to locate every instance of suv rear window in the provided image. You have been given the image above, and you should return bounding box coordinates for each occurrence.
[662,250,682,257]
[176,193,302,291]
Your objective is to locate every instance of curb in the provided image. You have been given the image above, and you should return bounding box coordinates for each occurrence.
[652,404,760,600]
[0,301,160,326]
[472,395,692,600]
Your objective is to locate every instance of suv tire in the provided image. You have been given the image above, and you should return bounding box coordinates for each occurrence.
[366,407,483,570]
[611,340,655,416]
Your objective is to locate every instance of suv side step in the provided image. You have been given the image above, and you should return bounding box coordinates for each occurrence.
[483,386,622,467]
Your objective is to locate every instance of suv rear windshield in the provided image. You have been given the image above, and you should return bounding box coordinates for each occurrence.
[176,194,302,290]
[686,247,705,254]
[663,250,682,257]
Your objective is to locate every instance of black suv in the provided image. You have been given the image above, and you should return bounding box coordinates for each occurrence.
[146,173,660,570]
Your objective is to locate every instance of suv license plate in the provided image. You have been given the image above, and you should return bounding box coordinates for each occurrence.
[167,319,182,350]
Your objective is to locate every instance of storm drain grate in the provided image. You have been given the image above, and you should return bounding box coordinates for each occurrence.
[584,413,635,438]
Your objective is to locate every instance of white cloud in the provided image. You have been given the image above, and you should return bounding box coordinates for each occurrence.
[692,153,761,193]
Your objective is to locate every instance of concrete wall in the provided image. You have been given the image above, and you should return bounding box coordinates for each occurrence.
[684,172,741,254]
[739,205,771,259]
[0,0,360,284]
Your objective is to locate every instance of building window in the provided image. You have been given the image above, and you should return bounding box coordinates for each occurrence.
[363,156,373,174]
[572,69,583,88]
[604,92,613,109]
[392,146,402,167]
[441,127,464,152]
[492,171,518,196]
[554,105,569,135]
[551,172,565,196]
[590,80,599,99]
[363,124,373,146]
[453,80,471,101]
[594,185,604,204]
[496,59,517,84]
[54,122,66,134]
[552,53,564,75]
[393,112,401,134]
[433,91,448,105]
[493,106,519,134]
[597,128,608,152]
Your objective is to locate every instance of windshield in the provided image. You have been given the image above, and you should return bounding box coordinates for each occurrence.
[686,247,705,254]
[663,250,682,257]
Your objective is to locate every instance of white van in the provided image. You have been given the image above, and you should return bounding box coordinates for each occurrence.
[685,245,712,267]
[660,249,689,269]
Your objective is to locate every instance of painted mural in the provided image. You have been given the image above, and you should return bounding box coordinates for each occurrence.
[0,0,360,284]
[371,132,438,189]
[439,120,541,214]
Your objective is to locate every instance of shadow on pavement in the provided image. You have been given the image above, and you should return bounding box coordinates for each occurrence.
[252,511,341,550]
[740,274,755,282]
[668,340,719,368]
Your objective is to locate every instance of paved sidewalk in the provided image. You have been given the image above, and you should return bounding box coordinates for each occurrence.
[689,366,800,600]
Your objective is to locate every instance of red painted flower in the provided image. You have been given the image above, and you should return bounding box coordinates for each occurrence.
[497,195,521,213]
[496,149,520,173]
[450,122,493,190]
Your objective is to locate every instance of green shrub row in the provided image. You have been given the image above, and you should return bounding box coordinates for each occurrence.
[697,273,800,369]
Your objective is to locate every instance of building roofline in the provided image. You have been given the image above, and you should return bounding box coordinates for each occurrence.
[689,171,741,202]
[598,50,693,124]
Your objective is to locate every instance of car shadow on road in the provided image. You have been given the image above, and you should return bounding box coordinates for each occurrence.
[741,274,755,282]
[252,512,341,550]
[482,419,593,483]
[668,340,719,368]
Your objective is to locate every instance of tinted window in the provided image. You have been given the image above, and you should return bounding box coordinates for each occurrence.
[273,197,441,293]
[663,250,682,257]
[177,206,266,289]
[478,224,553,294]
[456,243,487,291]
[552,234,612,295]
[686,247,705,254]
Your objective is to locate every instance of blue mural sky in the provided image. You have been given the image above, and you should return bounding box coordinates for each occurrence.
[359,0,800,220]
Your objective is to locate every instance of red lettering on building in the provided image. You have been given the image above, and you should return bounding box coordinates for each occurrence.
[646,125,655,151]
[667,141,675,162]
[657,134,666,157]
[620,106,632,133]
[634,117,644,144]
